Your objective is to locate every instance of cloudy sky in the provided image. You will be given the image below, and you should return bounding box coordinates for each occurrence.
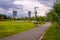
[0,0,56,17]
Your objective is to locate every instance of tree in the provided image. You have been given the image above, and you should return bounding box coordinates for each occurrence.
[54,4,60,16]
[47,10,58,22]
[0,14,7,21]
[54,3,60,27]
[36,16,45,21]
[47,3,60,28]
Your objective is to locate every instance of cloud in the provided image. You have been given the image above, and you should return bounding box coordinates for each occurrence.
[0,0,55,17]
[39,0,56,7]
[13,0,52,16]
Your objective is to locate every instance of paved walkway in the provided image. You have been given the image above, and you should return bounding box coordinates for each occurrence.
[0,22,51,40]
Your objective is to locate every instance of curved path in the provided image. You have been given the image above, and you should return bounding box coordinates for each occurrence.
[0,22,51,40]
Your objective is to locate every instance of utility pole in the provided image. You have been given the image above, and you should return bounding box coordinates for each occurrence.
[34,7,39,27]
[35,7,39,18]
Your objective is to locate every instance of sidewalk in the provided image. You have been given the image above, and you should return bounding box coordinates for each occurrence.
[0,22,51,40]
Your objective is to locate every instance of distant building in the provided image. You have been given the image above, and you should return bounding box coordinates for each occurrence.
[28,11,31,18]
[13,11,17,18]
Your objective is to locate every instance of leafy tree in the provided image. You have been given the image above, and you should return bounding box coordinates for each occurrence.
[36,16,45,21]
[47,3,60,28]
[54,4,60,16]
[47,10,58,22]
[0,14,7,21]
[54,3,60,27]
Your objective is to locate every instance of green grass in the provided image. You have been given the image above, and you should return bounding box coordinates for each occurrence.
[0,21,35,38]
[42,23,60,40]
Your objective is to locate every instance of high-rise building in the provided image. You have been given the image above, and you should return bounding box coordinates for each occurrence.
[13,11,17,18]
[28,11,31,18]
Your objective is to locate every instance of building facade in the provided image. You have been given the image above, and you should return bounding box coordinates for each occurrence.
[28,11,31,18]
[13,11,17,18]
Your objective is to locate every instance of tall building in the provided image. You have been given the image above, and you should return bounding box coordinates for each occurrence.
[13,11,17,18]
[28,11,31,18]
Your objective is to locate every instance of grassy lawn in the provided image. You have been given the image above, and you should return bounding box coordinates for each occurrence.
[42,23,60,40]
[0,21,35,38]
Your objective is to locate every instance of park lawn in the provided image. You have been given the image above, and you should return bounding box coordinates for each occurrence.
[42,23,60,40]
[0,21,35,38]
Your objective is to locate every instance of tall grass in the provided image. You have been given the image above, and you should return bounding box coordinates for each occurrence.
[0,21,35,38]
[42,23,60,40]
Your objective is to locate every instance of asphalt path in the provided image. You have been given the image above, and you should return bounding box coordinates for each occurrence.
[0,22,51,40]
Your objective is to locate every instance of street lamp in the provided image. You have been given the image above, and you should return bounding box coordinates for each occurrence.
[35,7,39,18]
[34,7,39,27]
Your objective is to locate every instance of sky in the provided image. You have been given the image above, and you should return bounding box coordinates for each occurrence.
[0,0,56,17]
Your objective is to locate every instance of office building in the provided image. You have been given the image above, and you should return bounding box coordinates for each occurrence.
[13,11,17,18]
[28,11,31,18]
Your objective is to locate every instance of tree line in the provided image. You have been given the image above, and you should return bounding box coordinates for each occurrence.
[47,3,60,28]
[0,3,60,27]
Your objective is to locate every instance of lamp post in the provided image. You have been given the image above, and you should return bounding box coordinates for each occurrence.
[35,7,39,17]
[35,7,39,20]
[34,7,39,27]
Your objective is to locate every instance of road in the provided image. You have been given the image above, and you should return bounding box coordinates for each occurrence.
[0,22,51,40]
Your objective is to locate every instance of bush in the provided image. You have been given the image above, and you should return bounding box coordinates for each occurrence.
[0,14,7,21]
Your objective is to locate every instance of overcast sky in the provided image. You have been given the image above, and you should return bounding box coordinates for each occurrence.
[0,0,56,17]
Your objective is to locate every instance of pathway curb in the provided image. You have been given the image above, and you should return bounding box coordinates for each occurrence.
[0,22,51,40]
[39,31,47,40]
[39,24,51,40]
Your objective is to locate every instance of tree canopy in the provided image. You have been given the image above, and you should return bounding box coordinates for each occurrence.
[0,14,7,21]
[47,3,60,27]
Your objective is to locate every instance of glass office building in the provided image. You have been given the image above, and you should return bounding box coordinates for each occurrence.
[13,11,17,18]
